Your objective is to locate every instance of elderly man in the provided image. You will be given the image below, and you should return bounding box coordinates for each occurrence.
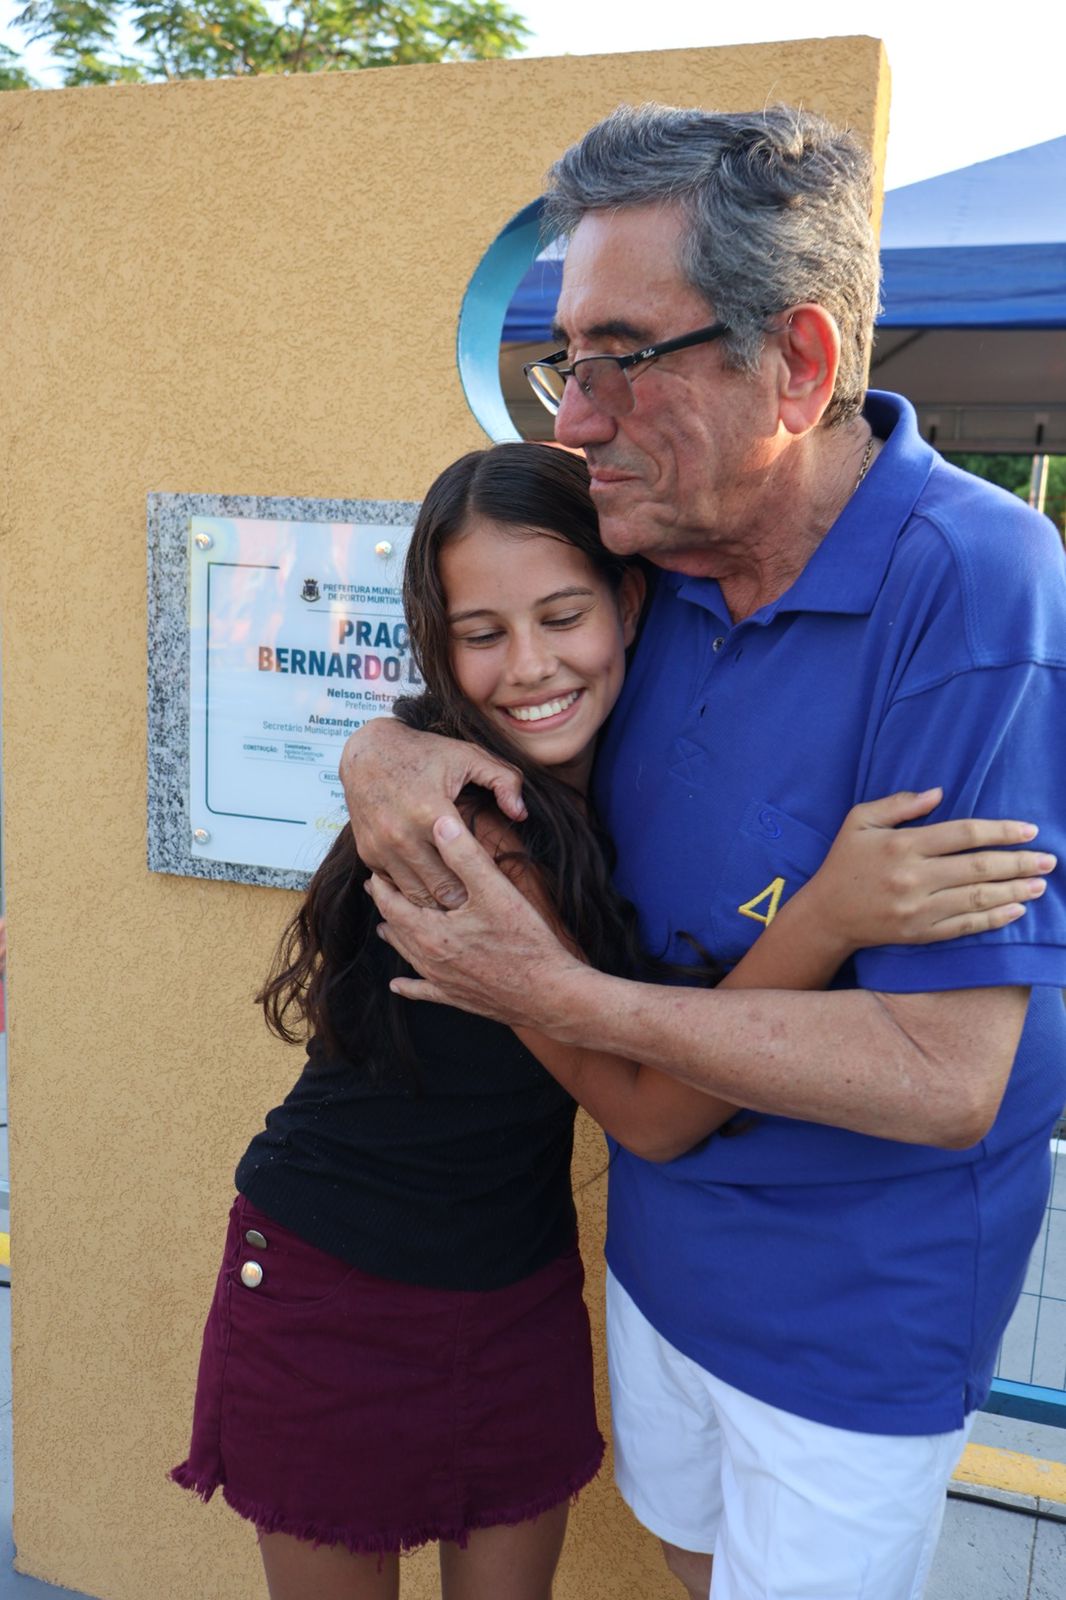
[342,106,1066,1600]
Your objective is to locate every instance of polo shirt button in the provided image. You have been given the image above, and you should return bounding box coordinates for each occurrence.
[758,809,782,838]
[712,636,725,652]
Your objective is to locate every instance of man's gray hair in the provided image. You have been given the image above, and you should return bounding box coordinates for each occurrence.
[543,104,881,428]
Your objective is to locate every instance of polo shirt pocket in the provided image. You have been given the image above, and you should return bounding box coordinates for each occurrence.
[709,798,834,966]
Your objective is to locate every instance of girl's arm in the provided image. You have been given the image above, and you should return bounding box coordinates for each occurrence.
[721,787,1044,990]
[500,789,1051,1161]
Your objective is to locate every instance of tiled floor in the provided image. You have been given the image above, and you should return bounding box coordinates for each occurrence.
[929,1490,1066,1600]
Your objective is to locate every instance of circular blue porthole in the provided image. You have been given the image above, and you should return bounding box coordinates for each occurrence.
[458,199,563,444]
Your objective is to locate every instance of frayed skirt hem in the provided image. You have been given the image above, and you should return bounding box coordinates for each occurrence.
[170,1441,605,1555]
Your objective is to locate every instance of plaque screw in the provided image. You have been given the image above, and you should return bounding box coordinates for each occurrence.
[374,541,393,559]
[194,532,214,550]
[193,828,210,845]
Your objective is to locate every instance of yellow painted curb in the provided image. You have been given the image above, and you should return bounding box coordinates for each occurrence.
[954,1443,1066,1504]
[0,1234,8,1269]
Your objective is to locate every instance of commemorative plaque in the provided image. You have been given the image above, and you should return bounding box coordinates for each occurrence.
[148,494,419,887]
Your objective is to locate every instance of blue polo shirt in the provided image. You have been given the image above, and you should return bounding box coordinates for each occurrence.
[594,391,1066,1435]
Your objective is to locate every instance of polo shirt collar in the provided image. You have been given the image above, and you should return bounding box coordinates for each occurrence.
[669,391,938,624]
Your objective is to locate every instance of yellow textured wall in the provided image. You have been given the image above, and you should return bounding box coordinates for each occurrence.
[0,38,888,1599]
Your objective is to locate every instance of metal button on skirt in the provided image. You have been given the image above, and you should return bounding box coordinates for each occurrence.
[171,1195,604,1553]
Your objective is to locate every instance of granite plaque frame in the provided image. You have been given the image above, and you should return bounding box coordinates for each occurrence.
[148,493,420,889]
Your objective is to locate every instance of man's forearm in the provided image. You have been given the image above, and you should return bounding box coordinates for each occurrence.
[370,817,1028,1148]
[540,968,1026,1148]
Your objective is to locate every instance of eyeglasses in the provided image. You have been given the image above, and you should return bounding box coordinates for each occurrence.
[524,321,730,418]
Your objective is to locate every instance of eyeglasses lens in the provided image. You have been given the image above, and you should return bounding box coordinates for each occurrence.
[579,358,633,418]
[530,363,566,412]
[526,356,636,418]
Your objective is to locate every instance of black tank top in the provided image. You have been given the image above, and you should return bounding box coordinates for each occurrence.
[236,976,578,1292]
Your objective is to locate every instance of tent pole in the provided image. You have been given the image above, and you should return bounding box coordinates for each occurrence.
[1028,453,1050,514]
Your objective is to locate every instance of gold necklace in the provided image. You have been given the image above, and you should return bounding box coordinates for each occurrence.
[854,433,875,492]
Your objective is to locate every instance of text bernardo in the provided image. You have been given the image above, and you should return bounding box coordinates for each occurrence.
[257,618,422,687]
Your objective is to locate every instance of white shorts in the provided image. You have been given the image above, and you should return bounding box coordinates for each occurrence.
[606,1271,974,1600]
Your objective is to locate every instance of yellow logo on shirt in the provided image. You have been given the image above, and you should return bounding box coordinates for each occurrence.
[738,877,786,926]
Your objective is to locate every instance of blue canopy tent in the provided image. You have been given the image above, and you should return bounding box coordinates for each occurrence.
[500,137,1066,452]
[879,135,1066,327]
[873,135,1066,452]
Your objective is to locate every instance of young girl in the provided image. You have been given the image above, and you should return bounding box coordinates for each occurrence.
[173,444,1048,1600]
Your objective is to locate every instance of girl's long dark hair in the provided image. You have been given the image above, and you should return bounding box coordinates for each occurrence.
[257,444,719,1071]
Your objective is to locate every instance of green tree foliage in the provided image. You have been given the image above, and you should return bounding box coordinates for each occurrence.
[945,453,1030,496]
[0,39,36,86]
[4,0,529,88]
[945,452,1066,537]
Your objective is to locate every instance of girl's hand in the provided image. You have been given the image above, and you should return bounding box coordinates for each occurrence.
[806,787,1056,954]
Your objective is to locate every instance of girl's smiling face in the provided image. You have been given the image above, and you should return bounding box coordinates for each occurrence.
[442,515,644,791]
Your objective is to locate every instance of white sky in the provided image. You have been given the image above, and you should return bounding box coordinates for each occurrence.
[2,1,1064,189]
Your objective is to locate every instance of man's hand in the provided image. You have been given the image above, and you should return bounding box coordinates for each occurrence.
[339,719,526,908]
[368,816,584,1024]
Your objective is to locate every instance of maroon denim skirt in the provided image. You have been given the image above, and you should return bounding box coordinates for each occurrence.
[171,1196,604,1554]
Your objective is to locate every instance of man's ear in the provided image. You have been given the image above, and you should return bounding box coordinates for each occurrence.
[618,565,647,647]
[772,304,840,435]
